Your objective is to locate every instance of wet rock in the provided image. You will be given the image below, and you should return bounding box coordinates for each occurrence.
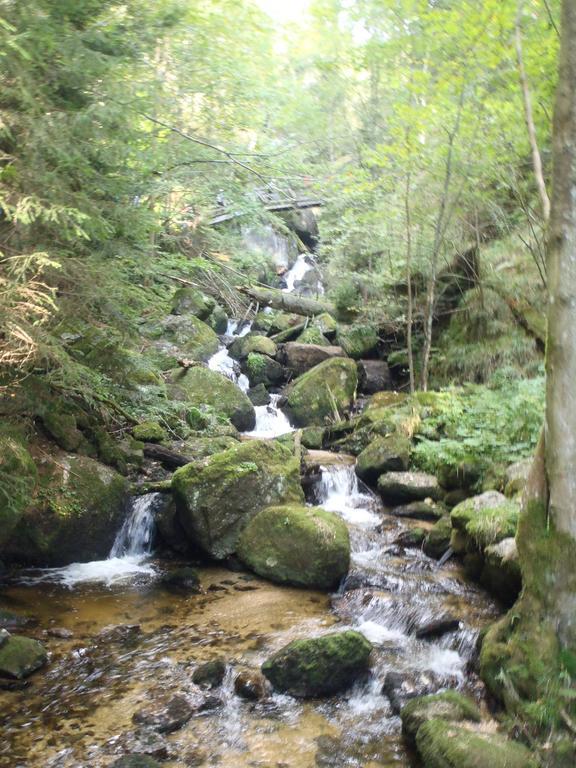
[169,366,256,432]
[154,498,193,555]
[229,333,277,360]
[277,342,346,377]
[423,517,452,559]
[0,634,48,679]
[415,615,460,640]
[96,624,142,645]
[315,734,345,767]
[206,303,228,334]
[237,505,350,589]
[244,352,285,387]
[400,690,481,741]
[261,630,372,697]
[378,471,441,504]
[160,567,202,593]
[170,287,216,319]
[390,500,444,521]
[172,440,304,559]
[234,669,269,700]
[110,756,162,768]
[247,383,271,406]
[2,454,128,567]
[393,527,427,548]
[183,746,209,766]
[192,659,226,688]
[132,694,195,733]
[415,719,538,768]
[285,357,358,427]
[357,359,391,394]
[356,434,411,484]
[336,324,379,359]
[46,627,74,639]
[0,609,35,631]
[382,671,424,715]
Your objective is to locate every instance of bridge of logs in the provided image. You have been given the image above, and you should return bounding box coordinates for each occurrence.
[209,187,323,226]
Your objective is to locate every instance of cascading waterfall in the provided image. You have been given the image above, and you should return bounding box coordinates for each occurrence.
[246,394,294,439]
[27,494,160,588]
[208,320,251,392]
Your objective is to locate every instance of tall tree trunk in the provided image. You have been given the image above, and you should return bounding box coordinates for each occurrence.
[546,0,576,547]
[515,1,551,223]
[404,173,415,394]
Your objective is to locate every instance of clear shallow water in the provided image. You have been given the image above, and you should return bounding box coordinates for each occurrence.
[1,463,500,768]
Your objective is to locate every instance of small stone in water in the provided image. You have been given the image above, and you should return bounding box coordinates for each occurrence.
[234,669,269,700]
[47,627,74,639]
[96,624,142,645]
[415,615,460,640]
[192,659,226,688]
[132,694,195,733]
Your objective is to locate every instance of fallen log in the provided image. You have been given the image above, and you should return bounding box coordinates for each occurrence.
[239,284,336,318]
[143,443,192,468]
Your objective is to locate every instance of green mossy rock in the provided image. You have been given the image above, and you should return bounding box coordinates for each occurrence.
[423,516,452,559]
[378,471,441,504]
[262,630,372,697]
[205,304,228,334]
[42,407,87,452]
[504,458,532,498]
[312,312,337,338]
[0,436,38,548]
[175,436,239,460]
[248,383,271,406]
[301,426,325,449]
[132,421,167,443]
[148,315,219,366]
[169,366,256,432]
[481,538,522,605]
[451,492,519,549]
[356,434,411,484]
[336,324,379,359]
[237,505,350,589]
[172,440,304,559]
[285,358,358,427]
[252,310,299,336]
[0,634,48,679]
[3,455,128,566]
[400,691,481,741]
[229,334,277,360]
[170,287,215,319]
[110,757,161,768]
[245,352,285,387]
[415,719,539,768]
[297,326,330,346]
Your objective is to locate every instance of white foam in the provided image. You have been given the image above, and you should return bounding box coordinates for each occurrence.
[32,556,156,588]
[357,620,407,646]
[420,647,465,681]
[317,465,380,527]
[246,394,294,438]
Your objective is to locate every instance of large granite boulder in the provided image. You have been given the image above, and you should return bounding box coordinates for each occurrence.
[168,366,256,431]
[237,505,350,589]
[172,440,304,559]
[285,358,358,427]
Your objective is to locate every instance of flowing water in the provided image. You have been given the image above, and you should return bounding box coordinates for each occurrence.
[1,464,499,768]
[207,321,251,393]
[246,394,294,439]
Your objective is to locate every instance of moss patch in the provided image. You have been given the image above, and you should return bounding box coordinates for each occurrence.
[286,357,358,427]
[401,691,481,741]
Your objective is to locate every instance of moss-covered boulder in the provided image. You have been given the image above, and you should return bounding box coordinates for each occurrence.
[0,634,48,679]
[172,440,304,559]
[147,315,219,367]
[481,538,522,605]
[41,407,88,453]
[400,691,481,741]
[297,326,330,346]
[0,435,38,548]
[285,358,358,427]
[3,454,128,566]
[174,435,239,460]
[169,366,256,431]
[356,434,411,484]
[132,421,167,443]
[423,516,452,559]
[336,324,379,359]
[261,630,372,697]
[252,310,300,336]
[312,312,337,339]
[237,505,350,589]
[301,426,325,449]
[415,719,538,768]
[504,458,532,498]
[244,352,285,388]
[229,334,277,360]
[205,304,228,334]
[451,492,519,550]
[378,471,441,504]
[170,287,215,319]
